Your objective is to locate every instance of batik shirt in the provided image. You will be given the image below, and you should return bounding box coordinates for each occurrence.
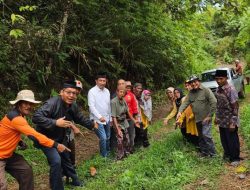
[215,83,239,128]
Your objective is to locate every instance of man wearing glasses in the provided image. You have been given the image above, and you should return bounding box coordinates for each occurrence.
[32,80,97,189]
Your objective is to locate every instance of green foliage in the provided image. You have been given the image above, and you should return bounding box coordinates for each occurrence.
[0,0,249,108]
[9,29,25,38]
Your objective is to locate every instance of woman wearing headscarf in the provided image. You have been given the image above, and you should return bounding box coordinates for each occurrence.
[176,80,199,145]
[163,87,185,126]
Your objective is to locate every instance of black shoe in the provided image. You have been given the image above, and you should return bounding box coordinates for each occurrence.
[71,179,84,187]
[65,177,70,184]
[143,141,150,148]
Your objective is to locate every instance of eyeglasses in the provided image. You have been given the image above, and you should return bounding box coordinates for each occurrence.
[63,90,78,96]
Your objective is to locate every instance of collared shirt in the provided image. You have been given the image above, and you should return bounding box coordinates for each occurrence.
[215,83,239,128]
[179,85,217,122]
[88,85,111,124]
[111,96,129,129]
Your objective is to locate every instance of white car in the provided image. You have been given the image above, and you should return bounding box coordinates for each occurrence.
[201,67,245,98]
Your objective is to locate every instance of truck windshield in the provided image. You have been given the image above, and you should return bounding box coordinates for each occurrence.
[201,71,216,82]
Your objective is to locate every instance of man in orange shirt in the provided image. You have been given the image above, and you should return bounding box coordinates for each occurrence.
[0,90,69,190]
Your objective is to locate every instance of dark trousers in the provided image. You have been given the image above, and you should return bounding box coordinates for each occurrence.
[180,127,199,146]
[68,139,76,166]
[116,128,130,160]
[4,153,34,190]
[40,147,78,190]
[196,122,216,156]
[219,127,240,161]
[110,127,117,151]
[134,123,150,147]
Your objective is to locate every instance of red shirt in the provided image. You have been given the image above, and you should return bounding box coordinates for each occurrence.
[124,91,138,116]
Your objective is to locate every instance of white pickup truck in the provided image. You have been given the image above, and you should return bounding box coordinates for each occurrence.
[201,67,245,98]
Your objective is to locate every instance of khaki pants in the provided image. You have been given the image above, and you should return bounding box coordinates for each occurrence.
[0,160,7,190]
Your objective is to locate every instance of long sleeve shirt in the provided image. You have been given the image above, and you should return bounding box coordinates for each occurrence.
[124,91,138,116]
[0,109,56,159]
[32,96,94,143]
[88,85,111,124]
[179,85,217,122]
[215,83,239,128]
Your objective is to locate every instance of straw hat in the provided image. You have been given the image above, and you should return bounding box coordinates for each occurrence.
[9,90,41,105]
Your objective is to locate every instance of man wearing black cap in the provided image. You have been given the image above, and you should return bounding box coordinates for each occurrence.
[32,80,97,190]
[177,75,217,157]
[88,72,111,157]
[214,69,241,166]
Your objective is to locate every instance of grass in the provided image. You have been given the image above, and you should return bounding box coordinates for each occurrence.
[69,121,224,190]
[11,85,250,189]
[239,85,250,168]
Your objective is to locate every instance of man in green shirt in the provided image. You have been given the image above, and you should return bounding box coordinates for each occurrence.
[177,75,217,157]
[111,87,138,160]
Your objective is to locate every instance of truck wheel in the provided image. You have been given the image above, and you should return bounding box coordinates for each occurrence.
[238,83,245,99]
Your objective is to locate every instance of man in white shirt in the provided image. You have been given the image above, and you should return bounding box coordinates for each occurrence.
[88,72,111,157]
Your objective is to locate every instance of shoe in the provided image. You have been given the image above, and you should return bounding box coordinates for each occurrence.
[71,179,84,187]
[143,142,150,148]
[230,161,240,167]
[209,154,217,158]
[198,152,209,158]
[65,177,70,184]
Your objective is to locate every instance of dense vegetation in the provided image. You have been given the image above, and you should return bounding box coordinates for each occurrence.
[0,0,249,115]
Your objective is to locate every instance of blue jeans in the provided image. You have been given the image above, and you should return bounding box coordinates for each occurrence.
[40,146,78,190]
[95,122,111,157]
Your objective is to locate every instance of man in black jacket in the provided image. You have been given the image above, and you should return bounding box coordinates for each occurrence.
[32,80,97,190]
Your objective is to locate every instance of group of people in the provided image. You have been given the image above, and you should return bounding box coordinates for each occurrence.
[0,73,152,190]
[163,69,241,166]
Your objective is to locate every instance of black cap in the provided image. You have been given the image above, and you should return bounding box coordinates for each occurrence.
[215,69,227,78]
[62,80,79,89]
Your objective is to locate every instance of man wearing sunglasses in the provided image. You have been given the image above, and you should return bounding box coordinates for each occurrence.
[32,80,97,190]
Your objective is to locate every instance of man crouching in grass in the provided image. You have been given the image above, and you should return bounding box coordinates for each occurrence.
[111,87,139,160]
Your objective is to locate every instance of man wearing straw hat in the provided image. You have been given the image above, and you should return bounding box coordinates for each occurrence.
[32,80,97,189]
[0,90,69,190]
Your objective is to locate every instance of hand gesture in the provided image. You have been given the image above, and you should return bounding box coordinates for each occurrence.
[202,116,211,125]
[57,144,71,153]
[70,123,80,134]
[176,112,182,121]
[229,123,236,132]
[56,117,72,128]
[18,140,28,150]
[94,122,99,129]
[163,119,169,126]
[117,128,123,138]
